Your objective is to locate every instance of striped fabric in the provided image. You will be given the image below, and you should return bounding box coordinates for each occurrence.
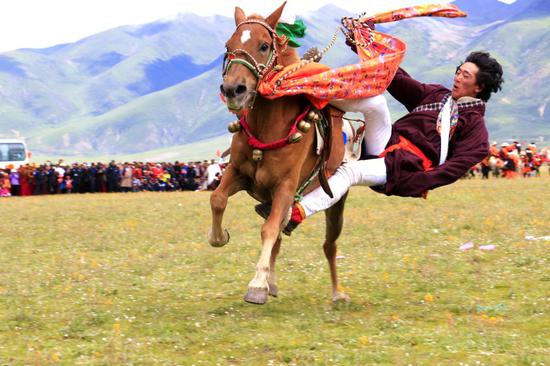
[412,93,485,138]
[412,93,485,113]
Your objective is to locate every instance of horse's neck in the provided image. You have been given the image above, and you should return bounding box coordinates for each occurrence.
[248,95,305,140]
[279,47,300,66]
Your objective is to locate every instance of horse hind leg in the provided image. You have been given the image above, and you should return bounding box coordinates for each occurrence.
[324,192,350,303]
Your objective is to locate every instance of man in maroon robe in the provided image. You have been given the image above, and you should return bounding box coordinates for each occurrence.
[257,51,504,235]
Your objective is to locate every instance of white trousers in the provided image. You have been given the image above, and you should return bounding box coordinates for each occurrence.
[300,95,392,217]
[330,95,392,156]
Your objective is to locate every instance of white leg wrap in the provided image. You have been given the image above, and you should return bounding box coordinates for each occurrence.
[301,158,387,217]
[330,94,392,155]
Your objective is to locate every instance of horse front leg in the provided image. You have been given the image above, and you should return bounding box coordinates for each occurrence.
[208,163,247,247]
[324,192,350,303]
[268,234,282,297]
[245,183,295,304]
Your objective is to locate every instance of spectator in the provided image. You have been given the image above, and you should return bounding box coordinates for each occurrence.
[46,164,58,194]
[88,163,98,193]
[208,172,222,190]
[0,170,11,197]
[33,165,47,195]
[9,169,20,196]
[120,163,133,192]
[60,175,73,194]
[106,161,120,192]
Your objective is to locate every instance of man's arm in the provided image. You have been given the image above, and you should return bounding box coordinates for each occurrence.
[387,68,435,111]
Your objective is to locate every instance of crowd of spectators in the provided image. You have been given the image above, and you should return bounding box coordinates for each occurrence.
[1,141,548,197]
[467,141,548,179]
[0,160,224,197]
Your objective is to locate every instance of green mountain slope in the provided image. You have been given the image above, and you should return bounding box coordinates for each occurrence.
[0,1,548,160]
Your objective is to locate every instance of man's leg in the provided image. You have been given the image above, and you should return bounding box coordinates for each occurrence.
[299,157,386,217]
[330,94,392,156]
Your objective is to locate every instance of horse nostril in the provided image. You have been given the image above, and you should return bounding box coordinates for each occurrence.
[235,85,247,95]
[221,84,236,98]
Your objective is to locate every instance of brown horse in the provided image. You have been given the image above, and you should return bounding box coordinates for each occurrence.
[208,2,349,305]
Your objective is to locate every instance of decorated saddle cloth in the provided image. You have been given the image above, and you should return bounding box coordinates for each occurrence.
[257,4,466,109]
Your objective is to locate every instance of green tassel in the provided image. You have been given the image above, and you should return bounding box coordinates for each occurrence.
[276,19,307,48]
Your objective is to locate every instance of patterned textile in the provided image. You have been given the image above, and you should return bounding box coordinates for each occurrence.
[365,3,467,24]
[257,4,466,109]
[412,94,485,113]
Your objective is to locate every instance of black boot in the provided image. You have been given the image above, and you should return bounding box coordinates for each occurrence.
[254,203,300,236]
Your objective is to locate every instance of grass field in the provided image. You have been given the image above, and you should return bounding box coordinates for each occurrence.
[0,175,548,365]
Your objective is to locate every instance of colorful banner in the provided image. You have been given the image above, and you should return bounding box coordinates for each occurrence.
[257,4,466,109]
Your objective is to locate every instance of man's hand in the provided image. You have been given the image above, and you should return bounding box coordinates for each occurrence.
[345,36,358,54]
[344,20,375,55]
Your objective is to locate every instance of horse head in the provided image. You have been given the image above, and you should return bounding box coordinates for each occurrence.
[220,2,298,113]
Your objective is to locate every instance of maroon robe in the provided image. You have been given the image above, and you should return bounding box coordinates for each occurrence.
[376,68,489,197]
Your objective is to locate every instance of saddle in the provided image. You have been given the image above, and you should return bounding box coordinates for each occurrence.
[308,105,364,198]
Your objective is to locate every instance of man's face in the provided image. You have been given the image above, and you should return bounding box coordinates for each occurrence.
[452,62,482,100]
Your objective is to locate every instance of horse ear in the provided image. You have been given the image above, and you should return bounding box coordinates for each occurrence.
[235,7,246,26]
[265,1,287,29]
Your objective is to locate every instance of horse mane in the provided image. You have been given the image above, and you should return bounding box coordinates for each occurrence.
[277,36,300,66]
[246,14,300,67]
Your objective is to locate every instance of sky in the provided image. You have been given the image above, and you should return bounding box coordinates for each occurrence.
[0,0,516,53]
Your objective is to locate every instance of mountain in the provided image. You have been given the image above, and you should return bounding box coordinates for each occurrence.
[453,0,549,24]
[0,0,548,160]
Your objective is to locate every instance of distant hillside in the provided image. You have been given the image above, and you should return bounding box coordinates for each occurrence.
[0,0,548,160]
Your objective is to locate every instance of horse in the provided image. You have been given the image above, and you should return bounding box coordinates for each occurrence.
[208,2,350,305]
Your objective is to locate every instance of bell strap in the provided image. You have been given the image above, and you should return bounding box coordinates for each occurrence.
[239,105,311,150]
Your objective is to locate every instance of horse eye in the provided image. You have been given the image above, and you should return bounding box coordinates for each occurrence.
[260,43,269,52]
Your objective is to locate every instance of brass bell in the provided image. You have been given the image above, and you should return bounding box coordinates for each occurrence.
[252,149,263,161]
[227,124,234,133]
[297,120,311,133]
[288,132,303,143]
[227,120,241,133]
[307,110,317,122]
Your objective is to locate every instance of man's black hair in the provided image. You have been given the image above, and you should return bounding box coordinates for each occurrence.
[463,51,504,102]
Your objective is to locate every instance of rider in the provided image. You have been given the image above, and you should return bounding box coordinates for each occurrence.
[260,19,504,234]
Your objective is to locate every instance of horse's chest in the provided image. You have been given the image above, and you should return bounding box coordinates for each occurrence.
[238,161,280,189]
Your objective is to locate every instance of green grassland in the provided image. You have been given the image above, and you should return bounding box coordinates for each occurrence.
[0,175,548,365]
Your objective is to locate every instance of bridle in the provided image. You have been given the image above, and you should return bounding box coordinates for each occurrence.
[222,19,282,82]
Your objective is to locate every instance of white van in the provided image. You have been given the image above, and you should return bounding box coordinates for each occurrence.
[0,139,30,169]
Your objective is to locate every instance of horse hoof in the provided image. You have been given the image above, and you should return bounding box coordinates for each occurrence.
[244,288,268,304]
[332,292,350,303]
[268,284,278,297]
[208,228,230,247]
